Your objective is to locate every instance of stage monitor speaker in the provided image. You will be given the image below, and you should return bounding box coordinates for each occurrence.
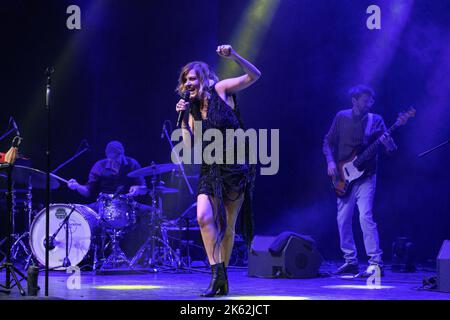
[437,240,450,292]
[248,234,322,279]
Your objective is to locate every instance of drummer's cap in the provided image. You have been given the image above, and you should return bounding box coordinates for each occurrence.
[105,141,125,157]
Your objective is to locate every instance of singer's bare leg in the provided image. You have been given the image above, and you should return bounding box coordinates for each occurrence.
[197,194,221,264]
[197,193,245,266]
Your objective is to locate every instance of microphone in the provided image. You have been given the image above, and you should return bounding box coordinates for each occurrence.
[176,91,191,127]
[10,117,20,136]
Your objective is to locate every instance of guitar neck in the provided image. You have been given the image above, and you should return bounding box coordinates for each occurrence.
[354,123,398,167]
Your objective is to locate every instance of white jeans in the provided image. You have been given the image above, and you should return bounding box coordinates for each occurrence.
[336,174,383,266]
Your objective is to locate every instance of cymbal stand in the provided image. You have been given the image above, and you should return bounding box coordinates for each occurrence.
[144,190,205,273]
[130,173,180,270]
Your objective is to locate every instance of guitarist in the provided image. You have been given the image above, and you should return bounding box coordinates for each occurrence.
[323,85,397,277]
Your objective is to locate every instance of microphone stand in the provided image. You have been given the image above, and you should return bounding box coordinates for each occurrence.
[418,139,450,158]
[0,117,17,142]
[52,140,89,174]
[161,120,193,195]
[0,129,15,142]
[45,205,77,269]
[44,66,54,296]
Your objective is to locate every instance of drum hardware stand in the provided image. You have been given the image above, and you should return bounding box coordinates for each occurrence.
[129,184,160,269]
[0,187,17,266]
[130,213,180,271]
[99,228,133,271]
[90,226,106,271]
[0,142,27,295]
[130,173,180,271]
[10,233,34,270]
[23,182,36,270]
[174,206,194,270]
[0,238,6,263]
[180,217,192,270]
[130,180,204,273]
[95,189,136,271]
[92,226,108,271]
[173,213,208,274]
[10,179,36,270]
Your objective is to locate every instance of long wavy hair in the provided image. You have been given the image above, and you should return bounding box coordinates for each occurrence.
[175,61,218,102]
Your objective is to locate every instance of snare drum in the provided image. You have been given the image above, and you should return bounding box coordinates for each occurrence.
[29,204,100,269]
[97,193,136,229]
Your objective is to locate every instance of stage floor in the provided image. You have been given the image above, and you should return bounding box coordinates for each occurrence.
[1,262,449,300]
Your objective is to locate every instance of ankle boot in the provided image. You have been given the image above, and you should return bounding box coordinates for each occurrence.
[201,262,229,297]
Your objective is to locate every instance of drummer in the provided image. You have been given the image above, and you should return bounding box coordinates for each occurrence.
[67,140,147,202]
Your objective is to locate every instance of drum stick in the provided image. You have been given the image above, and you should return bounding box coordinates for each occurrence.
[50,173,69,184]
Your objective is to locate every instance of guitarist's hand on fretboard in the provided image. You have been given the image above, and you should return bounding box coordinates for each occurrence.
[379,132,397,152]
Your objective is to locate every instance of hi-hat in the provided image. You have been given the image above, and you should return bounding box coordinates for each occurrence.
[127,163,179,178]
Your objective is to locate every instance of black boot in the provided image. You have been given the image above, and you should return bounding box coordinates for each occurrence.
[201,262,228,297]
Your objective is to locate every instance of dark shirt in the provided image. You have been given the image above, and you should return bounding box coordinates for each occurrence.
[86,156,145,197]
[323,109,387,175]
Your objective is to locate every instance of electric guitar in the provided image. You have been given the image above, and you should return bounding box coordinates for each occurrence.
[331,107,416,197]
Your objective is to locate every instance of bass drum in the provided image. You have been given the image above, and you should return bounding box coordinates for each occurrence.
[29,204,100,269]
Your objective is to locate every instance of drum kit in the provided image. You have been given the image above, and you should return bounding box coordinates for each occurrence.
[0,162,201,273]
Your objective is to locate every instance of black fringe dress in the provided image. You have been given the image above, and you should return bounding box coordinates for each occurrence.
[190,86,256,249]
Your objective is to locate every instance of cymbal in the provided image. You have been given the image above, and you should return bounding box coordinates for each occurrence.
[128,163,179,178]
[9,165,60,190]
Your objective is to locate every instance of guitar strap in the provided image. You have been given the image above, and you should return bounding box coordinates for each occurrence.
[364,113,374,145]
